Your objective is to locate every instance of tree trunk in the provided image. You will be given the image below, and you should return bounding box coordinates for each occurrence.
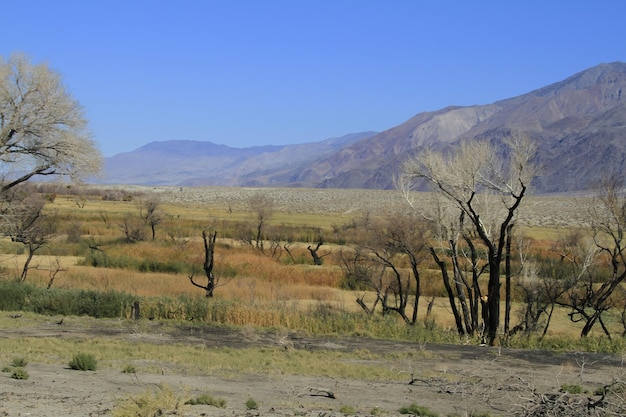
[203,230,217,297]
[430,247,465,335]
[450,240,473,334]
[504,224,513,338]
[486,250,501,345]
[307,241,323,265]
[20,243,35,282]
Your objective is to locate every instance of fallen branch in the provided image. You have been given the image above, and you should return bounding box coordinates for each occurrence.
[298,386,336,399]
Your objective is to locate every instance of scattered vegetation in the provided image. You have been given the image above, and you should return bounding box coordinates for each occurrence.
[245,397,259,410]
[11,357,28,367]
[68,352,97,371]
[560,383,584,394]
[0,184,624,356]
[112,384,187,417]
[398,403,438,416]
[121,364,136,374]
[185,393,227,408]
[10,367,29,380]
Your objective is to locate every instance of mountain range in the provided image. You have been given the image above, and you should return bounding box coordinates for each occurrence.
[101,62,626,194]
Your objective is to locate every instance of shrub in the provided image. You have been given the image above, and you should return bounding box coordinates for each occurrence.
[113,384,186,417]
[0,280,32,311]
[245,397,259,410]
[186,394,226,408]
[69,352,97,371]
[11,357,28,367]
[398,403,438,416]
[122,364,136,374]
[11,368,29,380]
[339,405,357,414]
[560,383,583,394]
[66,222,82,243]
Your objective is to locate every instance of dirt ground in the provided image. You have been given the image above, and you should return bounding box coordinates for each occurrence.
[1,317,625,417]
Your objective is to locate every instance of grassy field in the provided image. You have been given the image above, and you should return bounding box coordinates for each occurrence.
[1,184,621,346]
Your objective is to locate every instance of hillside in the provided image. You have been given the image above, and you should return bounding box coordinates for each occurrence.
[100,62,626,193]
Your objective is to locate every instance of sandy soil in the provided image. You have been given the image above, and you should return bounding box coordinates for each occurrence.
[1,318,624,417]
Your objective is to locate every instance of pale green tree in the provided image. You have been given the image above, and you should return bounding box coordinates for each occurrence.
[0,53,101,190]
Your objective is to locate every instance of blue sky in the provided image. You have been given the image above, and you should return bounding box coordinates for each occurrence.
[3,1,625,156]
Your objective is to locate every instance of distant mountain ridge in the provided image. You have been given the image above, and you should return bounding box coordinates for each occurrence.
[103,132,376,187]
[101,62,626,193]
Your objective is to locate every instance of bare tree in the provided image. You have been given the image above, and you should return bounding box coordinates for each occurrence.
[119,214,146,243]
[188,230,218,297]
[0,189,57,281]
[139,196,163,240]
[401,133,538,344]
[307,235,330,266]
[337,246,383,314]
[0,53,101,191]
[247,193,274,250]
[556,174,626,338]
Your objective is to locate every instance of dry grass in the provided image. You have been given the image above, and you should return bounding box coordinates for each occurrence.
[2,185,615,341]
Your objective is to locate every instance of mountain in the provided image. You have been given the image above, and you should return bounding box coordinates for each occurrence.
[309,62,626,192]
[102,133,376,186]
[101,62,626,193]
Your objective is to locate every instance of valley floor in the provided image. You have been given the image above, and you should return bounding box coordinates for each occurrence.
[1,317,624,416]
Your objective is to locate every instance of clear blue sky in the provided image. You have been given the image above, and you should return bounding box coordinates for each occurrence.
[3,1,625,156]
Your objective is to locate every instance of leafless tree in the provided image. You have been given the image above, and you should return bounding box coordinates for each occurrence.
[555,174,626,338]
[119,214,146,243]
[46,257,66,289]
[0,53,101,191]
[0,189,57,281]
[307,235,330,266]
[367,211,430,325]
[139,196,163,240]
[337,246,383,314]
[247,193,275,251]
[188,229,219,297]
[401,133,538,344]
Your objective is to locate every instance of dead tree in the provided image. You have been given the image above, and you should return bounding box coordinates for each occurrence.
[188,230,218,297]
[307,239,329,265]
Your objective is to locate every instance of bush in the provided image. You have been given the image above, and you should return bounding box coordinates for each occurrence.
[398,403,438,416]
[11,357,28,367]
[112,384,186,417]
[186,394,226,408]
[11,368,29,380]
[0,280,33,311]
[339,405,357,414]
[122,364,137,374]
[560,383,583,394]
[245,397,259,410]
[69,352,97,371]
[0,280,134,318]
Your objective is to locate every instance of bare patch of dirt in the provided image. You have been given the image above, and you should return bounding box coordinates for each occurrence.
[1,317,624,416]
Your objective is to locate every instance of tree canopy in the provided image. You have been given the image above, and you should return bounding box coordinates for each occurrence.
[0,53,101,190]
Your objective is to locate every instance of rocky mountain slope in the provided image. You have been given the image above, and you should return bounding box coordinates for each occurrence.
[101,62,626,193]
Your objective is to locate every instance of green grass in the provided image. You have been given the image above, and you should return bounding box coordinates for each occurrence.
[0,330,421,382]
